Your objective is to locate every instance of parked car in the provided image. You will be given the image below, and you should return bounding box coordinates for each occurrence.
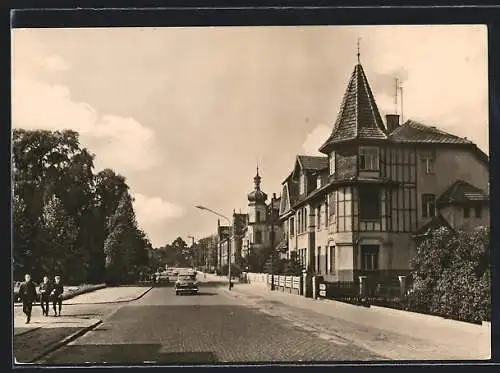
[175,273,198,295]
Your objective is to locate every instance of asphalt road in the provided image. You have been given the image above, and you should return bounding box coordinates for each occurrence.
[40,282,382,364]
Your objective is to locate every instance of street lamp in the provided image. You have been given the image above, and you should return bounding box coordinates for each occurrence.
[195,205,233,290]
[187,235,196,268]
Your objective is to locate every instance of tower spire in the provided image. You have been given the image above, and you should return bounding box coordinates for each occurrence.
[357,37,361,64]
[254,164,261,190]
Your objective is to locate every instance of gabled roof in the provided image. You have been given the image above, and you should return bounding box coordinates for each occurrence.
[297,155,329,171]
[389,120,473,145]
[319,63,387,152]
[414,213,453,236]
[437,180,489,205]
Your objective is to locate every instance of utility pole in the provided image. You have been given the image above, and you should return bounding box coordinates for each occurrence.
[270,193,276,291]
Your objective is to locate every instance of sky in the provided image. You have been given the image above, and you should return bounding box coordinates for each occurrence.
[11,25,489,247]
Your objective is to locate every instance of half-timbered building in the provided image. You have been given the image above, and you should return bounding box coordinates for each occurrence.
[278,61,489,284]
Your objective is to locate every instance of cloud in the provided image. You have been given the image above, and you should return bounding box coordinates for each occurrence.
[301,125,331,155]
[38,55,70,71]
[132,193,186,243]
[12,76,160,172]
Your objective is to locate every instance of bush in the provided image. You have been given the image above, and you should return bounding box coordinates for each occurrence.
[220,264,241,277]
[409,226,490,323]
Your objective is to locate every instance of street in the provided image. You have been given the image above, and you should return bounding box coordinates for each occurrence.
[36,280,382,364]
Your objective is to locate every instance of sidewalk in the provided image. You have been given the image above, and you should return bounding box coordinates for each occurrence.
[13,286,152,364]
[14,314,101,364]
[220,281,491,360]
[65,286,153,304]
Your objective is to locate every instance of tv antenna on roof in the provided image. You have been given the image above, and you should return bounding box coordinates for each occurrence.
[399,83,404,124]
[394,78,399,115]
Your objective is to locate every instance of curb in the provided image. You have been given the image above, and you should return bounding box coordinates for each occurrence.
[219,287,261,307]
[27,319,103,364]
[15,326,42,337]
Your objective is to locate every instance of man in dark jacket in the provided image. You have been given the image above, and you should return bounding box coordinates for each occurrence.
[51,275,64,316]
[38,276,52,316]
[18,274,37,324]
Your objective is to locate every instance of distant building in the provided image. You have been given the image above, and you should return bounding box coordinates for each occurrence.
[216,168,283,272]
[278,60,489,283]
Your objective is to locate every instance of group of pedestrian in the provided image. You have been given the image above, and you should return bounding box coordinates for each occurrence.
[18,273,64,324]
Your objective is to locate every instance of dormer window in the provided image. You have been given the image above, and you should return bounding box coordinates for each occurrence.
[359,147,379,171]
[329,152,336,175]
[299,173,305,195]
[316,175,322,189]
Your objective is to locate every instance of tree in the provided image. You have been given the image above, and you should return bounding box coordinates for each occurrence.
[12,129,97,283]
[171,237,192,267]
[104,193,138,284]
[12,194,33,280]
[409,226,490,323]
[39,194,84,283]
[90,169,130,282]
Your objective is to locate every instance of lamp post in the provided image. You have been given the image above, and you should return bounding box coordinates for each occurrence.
[187,235,195,268]
[195,205,233,290]
[270,194,276,291]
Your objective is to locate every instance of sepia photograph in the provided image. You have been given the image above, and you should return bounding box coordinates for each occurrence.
[11,24,490,365]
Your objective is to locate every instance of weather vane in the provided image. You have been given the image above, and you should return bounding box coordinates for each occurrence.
[357,37,361,63]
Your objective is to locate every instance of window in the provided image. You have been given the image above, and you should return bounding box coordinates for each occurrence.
[290,217,295,236]
[254,230,262,244]
[299,173,305,195]
[464,206,470,218]
[317,206,321,230]
[325,202,329,225]
[329,152,336,175]
[474,205,482,218]
[359,187,381,220]
[361,245,379,270]
[329,246,335,273]
[317,176,322,189]
[359,147,380,171]
[421,150,435,174]
[422,194,436,218]
[316,247,321,273]
[256,211,261,223]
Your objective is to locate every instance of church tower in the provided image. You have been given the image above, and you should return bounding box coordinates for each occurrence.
[247,166,268,249]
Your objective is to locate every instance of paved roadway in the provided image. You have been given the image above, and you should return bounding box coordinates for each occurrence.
[40,281,382,364]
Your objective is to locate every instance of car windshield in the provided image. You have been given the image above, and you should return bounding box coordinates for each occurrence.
[178,275,193,281]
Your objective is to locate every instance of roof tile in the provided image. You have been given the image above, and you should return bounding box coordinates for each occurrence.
[437,180,489,205]
[389,120,473,144]
[297,155,329,171]
[320,64,387,151]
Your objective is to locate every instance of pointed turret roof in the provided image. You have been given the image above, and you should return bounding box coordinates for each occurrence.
[319,63,387,153]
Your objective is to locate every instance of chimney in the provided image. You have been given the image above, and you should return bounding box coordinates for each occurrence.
[386,114,400,133]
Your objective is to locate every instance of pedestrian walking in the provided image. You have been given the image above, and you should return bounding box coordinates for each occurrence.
[50,275,64,316]
[38,276,52,316]
[18,274,37,324]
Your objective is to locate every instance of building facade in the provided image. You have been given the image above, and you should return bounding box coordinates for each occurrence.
[278,61,489,284]
[215,168,283,272]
